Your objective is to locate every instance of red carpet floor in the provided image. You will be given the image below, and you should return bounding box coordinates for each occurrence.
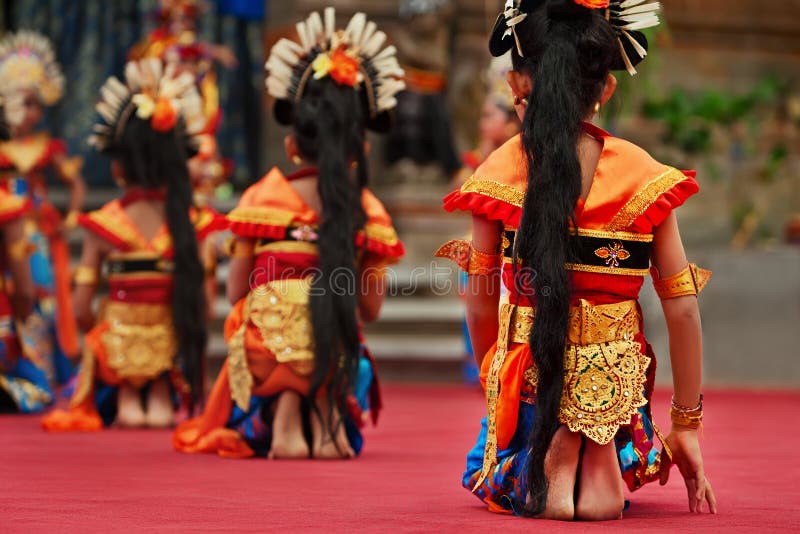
[2,385,799,532]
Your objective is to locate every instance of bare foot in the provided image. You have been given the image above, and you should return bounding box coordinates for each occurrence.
[311,396,354,460]
[575,440,625,521]
[268,391,310,459]
[144,378,175,428]
[536,425,581,521]
[117,384,146,428]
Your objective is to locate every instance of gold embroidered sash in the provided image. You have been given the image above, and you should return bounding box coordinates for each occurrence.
[473,299,650,491]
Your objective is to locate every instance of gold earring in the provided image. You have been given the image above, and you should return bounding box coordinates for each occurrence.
[292,155,303,166]
[593,102,601,114]
[514,95,528,106]
[350,161,358,170]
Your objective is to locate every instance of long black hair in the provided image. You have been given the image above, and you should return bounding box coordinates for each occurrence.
[292,76,368,444]
[111,114,207,411]
[508,3,617,515]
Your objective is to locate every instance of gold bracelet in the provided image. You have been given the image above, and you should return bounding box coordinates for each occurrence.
[670,394,703,429]
[73,265,99,285]
[7,239,37,261]
[651,263,712,299]
[434,239,500,275]
[224,237,255,259]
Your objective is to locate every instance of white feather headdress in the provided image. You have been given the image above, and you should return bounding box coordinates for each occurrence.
[265,8,405,124]
[607,0,661,75]
[89,58,205,152]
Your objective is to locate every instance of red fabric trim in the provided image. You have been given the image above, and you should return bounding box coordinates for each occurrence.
[195,208,229,241]
[120,189,166,206]
[108,278,173,304]
[0,198,32,224]
[77,213,134,251]
[356,233,406,260]
[631,170,699,232]
[443,188,521,227]
[227,221,287,240]
[285,168,320,181]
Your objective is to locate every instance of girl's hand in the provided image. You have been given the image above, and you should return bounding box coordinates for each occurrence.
[660,427,718,514]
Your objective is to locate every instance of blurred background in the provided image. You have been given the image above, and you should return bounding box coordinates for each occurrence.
[2,0,798,388]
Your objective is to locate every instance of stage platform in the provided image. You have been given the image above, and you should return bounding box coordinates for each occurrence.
[2,384,798,532]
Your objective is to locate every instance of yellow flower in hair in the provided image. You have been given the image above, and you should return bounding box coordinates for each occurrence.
[311,52,332,80]
[132,93,156,119]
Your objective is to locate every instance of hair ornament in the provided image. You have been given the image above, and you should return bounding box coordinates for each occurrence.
[0,30,64,127]
[607,0,661,75]
[489,0,660,75]
[89,58,205,152]
[265,8,405,131]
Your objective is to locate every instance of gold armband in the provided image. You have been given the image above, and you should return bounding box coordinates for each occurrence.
[73,265,99,285]
[224,237,255,259]
[651,263,711,299]
[669,395,703,429]
[64,210,79,231]
[434,239,500,275]
[58,156,84,183]
[7,239,37,261]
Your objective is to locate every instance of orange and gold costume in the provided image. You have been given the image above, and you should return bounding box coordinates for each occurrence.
[173,168,404,458]
[41,190,226,431]
[442,123,703,513]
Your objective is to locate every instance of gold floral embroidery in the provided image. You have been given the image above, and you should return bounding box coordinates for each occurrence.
[476,299,647,485]
[100,301,176,388]
[227,304,253,411]
[461,176,524,207]
[594,242,631,268]
[559,340,650,444]
[606,167,687,231]
[248,278,315,376]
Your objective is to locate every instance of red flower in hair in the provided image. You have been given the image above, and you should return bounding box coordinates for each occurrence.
[329,47,360,87]
[574,0,610,8]
[151,97,178,132]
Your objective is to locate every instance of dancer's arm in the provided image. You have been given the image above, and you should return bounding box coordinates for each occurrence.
[652,212,717,514]
[226,238,255,304]
[358,258,386,324]
[53,154,86,228]
[73,232,106,331]
[464,215,502,366]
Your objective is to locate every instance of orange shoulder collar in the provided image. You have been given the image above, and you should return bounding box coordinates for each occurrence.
[444,125,698,231]
[227,167,318,239]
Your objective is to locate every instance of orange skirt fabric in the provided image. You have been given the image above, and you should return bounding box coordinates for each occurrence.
[173,298,313,456]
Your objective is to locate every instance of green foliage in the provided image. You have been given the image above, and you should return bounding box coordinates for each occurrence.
[641,77,785,154]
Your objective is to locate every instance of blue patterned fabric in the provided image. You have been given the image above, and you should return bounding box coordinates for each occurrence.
[226,350,376,457]
[10,0,264,187]
[462,401,661,515]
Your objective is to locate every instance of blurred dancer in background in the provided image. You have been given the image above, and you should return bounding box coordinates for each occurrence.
[42,58,225,431]
[173,8,405,460]
[0,30,85,403]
